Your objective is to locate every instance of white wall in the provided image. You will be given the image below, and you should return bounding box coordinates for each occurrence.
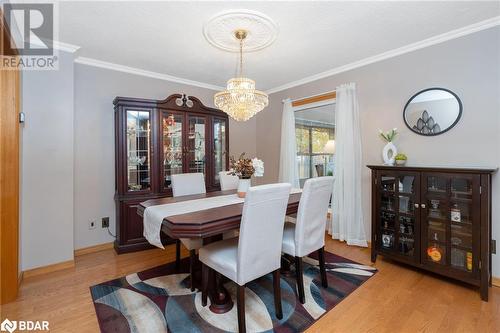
[73,64,256,249]
[256,27,500,275]
[21,25,498,279]
[20,57,257,268]
[21,50,75,270]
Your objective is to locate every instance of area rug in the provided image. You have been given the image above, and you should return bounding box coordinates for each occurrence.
[90,251,376,333]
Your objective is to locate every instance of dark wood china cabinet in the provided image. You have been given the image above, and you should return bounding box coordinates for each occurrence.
[368,165,496,301]
[114,94,229,253]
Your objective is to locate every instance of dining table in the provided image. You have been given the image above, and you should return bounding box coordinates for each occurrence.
[137,189,301,314]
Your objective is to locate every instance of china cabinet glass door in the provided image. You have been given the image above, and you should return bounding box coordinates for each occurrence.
[377,171,420,262]
[186,115,207,175]
[161,111,184,190]
[421,173,480,275]
[213,117,227,186]
[126,109,151,192]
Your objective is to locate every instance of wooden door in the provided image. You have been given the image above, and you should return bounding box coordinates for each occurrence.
[159,110,185,193]
[1,17,20,303]
[420,172,481,280]
[121,107,154,194]
[210,117,229,189]
[185,113,209,183]
[376,170,421,264]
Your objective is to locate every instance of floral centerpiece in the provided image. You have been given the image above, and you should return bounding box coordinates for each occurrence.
[229,153,264,197]
[378,128,398,166]
[379,128,398,143]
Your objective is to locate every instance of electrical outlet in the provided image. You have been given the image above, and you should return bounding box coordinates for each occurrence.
[89,220,96,230]
[102,217,110,228]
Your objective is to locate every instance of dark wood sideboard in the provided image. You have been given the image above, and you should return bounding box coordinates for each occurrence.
[368,165,496,301]
[114,94,229,253]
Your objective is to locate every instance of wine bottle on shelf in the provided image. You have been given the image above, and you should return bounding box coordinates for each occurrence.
[450,203,461,222]
[466,252,473,271]
[427,233,443,263]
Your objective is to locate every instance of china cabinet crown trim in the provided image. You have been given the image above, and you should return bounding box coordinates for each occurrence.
[114,94,229,253]
[113,94,225,117]
[368,165,496,301]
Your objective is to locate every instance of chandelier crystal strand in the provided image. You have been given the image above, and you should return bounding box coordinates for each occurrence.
[214,29,269,122]
[239,35,243,77]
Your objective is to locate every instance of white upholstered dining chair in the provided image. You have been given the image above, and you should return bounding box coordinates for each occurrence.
[171,173,206,197]
[282,176,333,304]
[171,173,206,291]
[199,183,291,333]
[218,171,241,239]
[218,171,239,191]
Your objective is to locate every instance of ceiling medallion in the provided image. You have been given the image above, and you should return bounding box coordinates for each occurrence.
[203,9,278,52]
[214,29,269,122]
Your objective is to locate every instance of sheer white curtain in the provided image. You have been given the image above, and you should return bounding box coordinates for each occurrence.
[330,83,367,247]
[278,99,300,188]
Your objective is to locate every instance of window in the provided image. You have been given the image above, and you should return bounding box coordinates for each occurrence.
[294,103,335,187]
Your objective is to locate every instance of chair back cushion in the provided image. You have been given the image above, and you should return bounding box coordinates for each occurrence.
[219,171,239,191]
[171,173,206,197]
[295,176,333,256]
[237,183,291,285]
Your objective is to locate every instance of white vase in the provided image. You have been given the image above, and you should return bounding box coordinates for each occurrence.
[237,178,251,198]
[382,142,397,166]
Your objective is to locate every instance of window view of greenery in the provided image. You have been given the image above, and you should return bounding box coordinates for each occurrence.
[295,104,335,187]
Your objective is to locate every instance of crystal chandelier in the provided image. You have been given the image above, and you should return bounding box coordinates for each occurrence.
[214,30,269,122]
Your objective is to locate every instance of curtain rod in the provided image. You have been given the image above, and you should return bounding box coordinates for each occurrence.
[282,90,336,104]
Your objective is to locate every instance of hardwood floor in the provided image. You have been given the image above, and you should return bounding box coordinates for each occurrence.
[1,237,499,332]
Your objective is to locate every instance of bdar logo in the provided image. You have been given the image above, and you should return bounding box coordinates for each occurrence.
[0,319,17,333]
[0,319,48,332]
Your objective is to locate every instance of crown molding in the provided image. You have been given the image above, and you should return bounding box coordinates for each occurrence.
[266,16,500,94]
[53,41,81,53]
[74,57,224,91]
[27,39,80,53]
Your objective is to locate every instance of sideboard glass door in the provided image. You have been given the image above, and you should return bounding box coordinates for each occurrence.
[213,117,227,186]
[377,171,420,263]
[421,173,480,277]
[161,111,184,190]
[379,173,397,253]
[186,115,207,176]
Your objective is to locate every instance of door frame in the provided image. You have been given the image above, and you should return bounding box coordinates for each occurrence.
[1,10,21,304]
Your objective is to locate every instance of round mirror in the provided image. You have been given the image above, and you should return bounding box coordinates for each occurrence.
[403,88,462,136]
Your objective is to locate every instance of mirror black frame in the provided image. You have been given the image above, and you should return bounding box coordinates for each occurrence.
[403,87,463,136]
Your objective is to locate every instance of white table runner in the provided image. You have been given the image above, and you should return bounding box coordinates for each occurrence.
[143,189,302,249]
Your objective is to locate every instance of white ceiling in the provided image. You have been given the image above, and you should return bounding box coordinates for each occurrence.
[58,1,500,92]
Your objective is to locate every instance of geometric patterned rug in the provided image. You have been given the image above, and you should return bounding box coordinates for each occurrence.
[90,251,377,333]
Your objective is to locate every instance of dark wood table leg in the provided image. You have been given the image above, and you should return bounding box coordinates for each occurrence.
[201,263,209,307]
[208,272,234,313]
[280,253,295,277]
[185,235,233,314]
[175,239,181,269]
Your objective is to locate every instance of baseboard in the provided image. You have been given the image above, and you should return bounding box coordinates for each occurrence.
[74,242,114,257]
[492,276,500,288]
[18,271,23,287]
[23,260,75,279]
